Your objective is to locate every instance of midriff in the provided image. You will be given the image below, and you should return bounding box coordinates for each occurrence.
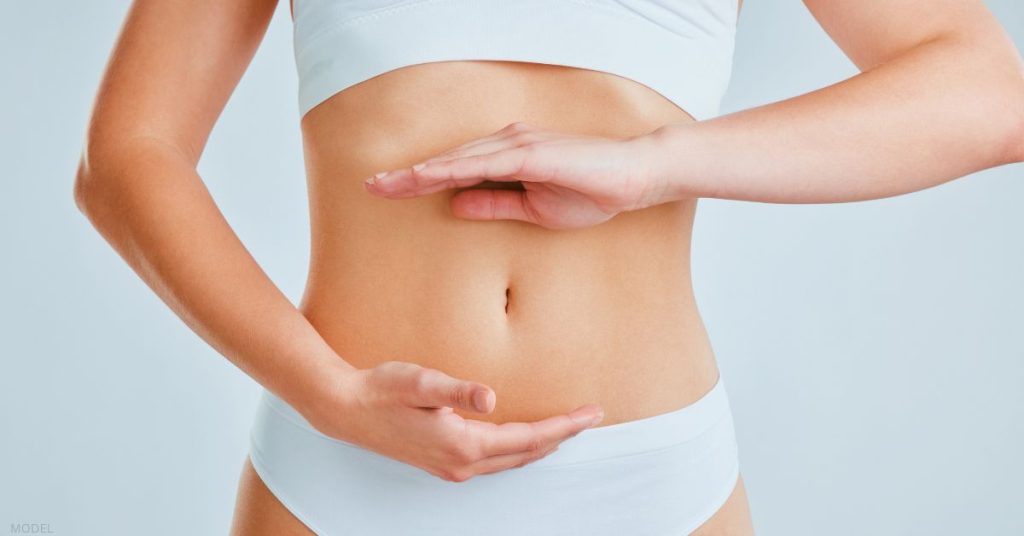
[296,59,719,427]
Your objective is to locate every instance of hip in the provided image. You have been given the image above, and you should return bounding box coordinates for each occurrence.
[248,372,741,535]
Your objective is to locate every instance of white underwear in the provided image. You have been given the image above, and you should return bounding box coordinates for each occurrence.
[248,374,741,535]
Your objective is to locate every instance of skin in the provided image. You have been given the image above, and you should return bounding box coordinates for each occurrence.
[74,0,1021,534]
[368,1,1023,220]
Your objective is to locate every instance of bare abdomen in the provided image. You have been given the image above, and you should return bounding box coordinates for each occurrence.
[296,60,719,427]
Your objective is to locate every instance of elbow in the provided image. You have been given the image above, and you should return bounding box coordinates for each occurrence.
[1011,127,1024,165]
[74,132,136,217]
[73,156,92,215]
[1009,95,1024,164]
[979,79,1024,167]
[73,150,107,222]
[996,65,1024,165]
[73,137,133,219]
[957,35,1024,167]
[73,143,120,224]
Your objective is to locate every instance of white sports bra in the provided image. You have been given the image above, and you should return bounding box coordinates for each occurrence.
[291,0,739,121]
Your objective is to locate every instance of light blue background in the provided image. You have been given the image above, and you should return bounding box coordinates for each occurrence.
[2,1,1021,534]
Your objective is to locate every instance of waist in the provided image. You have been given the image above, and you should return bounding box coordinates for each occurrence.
[258,371,734,468]
[299,207,719,427]
[296,59,717,426]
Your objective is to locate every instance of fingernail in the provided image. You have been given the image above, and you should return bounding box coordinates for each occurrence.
[473,389,492,412]
[589,411,604,427]
[365,170,387,185]
[571,409,599,425]
[412,162,427,172]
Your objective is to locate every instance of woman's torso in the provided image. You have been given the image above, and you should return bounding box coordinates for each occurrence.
[297,59,720,428]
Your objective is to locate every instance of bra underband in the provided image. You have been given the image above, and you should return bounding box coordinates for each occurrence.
[292,0,739,121]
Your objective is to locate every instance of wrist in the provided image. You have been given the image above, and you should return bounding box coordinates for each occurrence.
[289,351,365,426]
[633,122,709,203]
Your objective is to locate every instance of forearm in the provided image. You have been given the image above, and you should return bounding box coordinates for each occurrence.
[74,139,357,419]
[646,34,1024,204]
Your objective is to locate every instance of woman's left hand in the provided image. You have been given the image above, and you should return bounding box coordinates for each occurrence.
[362,122,668,230]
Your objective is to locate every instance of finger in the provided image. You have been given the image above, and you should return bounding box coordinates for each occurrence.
[421,122,553,166]
[469,403,604,457]
[449,188,539,224]
[366,146,534,197]
[422,129,557,167]
[468,443,561,477]
[363,123,526,187]
[406,368,496,414]
[364,164,490,197]
[420,130,520,165]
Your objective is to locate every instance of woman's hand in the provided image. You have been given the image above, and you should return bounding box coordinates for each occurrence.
[308,360,605,483]
[362,122,667,230]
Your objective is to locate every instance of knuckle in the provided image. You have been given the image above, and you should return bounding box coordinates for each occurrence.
[519,445,554,468]
[379,360,404,374]
[373,360,410,387]
[512,131,539,144]
[506,121,528,132]
[515,457,532,468]
[443,468,472,483]
[443,178,461,192]
[448,383,469,407]
[448,441,477,464]
[519,138,539,153]
[521,195,544,225]
[409,369,431,395]
[513,145,535,177]
[429,467,453,481]
[538,444,558,459]
[525,437,544,453]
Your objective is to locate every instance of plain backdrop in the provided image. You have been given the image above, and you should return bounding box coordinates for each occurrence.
[2,1,1021,534]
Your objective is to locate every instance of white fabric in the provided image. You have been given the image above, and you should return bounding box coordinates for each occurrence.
[292,0,739,121]
[248,375,742,535]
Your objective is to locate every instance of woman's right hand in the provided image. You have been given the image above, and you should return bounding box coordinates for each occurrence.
[307,360,605,483]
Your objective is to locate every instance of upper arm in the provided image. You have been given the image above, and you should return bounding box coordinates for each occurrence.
[802,0,1019,72]
[82,0,279,169]
[803,0,1024,163]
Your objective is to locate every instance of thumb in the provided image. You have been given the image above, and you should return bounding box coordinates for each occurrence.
[449,189,538,224]
[410,368,495,413]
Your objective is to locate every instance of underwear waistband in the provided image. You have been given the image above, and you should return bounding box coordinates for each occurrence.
[259,373,733,468]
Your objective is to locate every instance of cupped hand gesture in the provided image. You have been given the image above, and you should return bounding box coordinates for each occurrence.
[311,360,605,483]
[363,122,666,230]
